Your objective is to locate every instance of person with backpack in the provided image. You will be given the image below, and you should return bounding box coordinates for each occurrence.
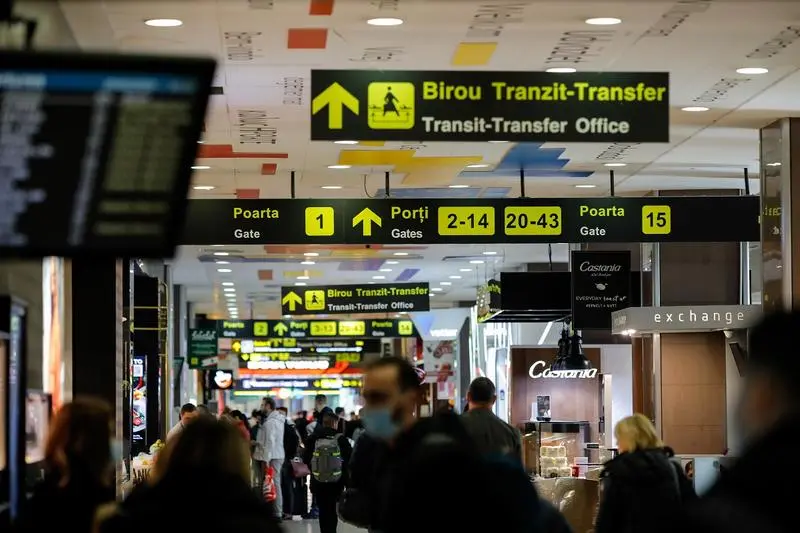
[303,410,352,533]
[277,406,301,520]
[596,414,695,533]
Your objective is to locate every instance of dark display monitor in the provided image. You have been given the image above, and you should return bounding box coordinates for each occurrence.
[0,51,216,258]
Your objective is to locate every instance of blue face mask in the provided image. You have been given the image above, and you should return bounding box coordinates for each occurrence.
[110,439,123,463]
[361,408,400,441]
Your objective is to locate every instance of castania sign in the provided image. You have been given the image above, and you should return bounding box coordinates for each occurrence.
[528,360,598,379]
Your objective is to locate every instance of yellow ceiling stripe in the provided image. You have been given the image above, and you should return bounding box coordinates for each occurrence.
[452,42,497,66]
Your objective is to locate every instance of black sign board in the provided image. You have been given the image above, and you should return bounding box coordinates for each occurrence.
[217,318,417,339]
[571,251,632,330]
[281,283,429,315]
[188,328,217,369]
[310,70,669,143]
[236,377,363,393]
[0,51,215,258]
[183,196,759,246]
[230,338,380,355]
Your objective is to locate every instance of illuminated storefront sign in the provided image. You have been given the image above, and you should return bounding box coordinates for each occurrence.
[238,377,362,391]
[528,360,598,379]
[611,305,761,335]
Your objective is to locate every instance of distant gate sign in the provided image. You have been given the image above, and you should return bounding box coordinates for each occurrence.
[310,70,669,143]
[189,328,217,369]
[281,283,430,315]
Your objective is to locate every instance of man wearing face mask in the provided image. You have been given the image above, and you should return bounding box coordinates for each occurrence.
[684,311,800,533]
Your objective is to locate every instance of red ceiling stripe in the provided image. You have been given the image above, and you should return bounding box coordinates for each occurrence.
[260,163,278,175]
[287,28,328,49]
[198,144,288,159]
[309,0,334,15]
[236,189,260,199]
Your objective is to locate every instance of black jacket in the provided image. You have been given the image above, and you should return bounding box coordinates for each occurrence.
[303,426,352,490]
[596,447,693,533]
[683,417,800,533]
[461,407,522,459]
[98,471,280,533]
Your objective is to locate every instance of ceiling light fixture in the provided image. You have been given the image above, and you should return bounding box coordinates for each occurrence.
[449,275,462,279]
[215,260,230,265]
[483,251,498,255]
[321,185,343,190]
[393,252,408,256]
[217,268,232,273]
[386,260,399,265]
[449,184,470,189]
[295,282,307,286]
[469,260,484,264]
[372,275,386,280]
[585,17,622,25]
[297,276,310,280]
[488,140,508,143]
[222,282,234,286]
[431,287,444,292]
[192,185,215,191]
[334,140,359,145]
[440,281,453,286]
[575,184,597,188]
[736,67,769,75]
[546,67,577,74]
[223,288,235,293]
[301,261,316,265]
[681,106,709,112]
[604,163,626,167]
[459,268,472,272]
[304,252,319,257]
[367,17,404,26]
[191,165,210,170]
[213,251,229,256]
[327,165,351,169]
[766,162,782,167]
[466,164,489,169]
[144,18,183,27]
[379,268,393,272]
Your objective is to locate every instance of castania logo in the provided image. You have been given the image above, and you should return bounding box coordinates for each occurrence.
[192,330,216,341]
[528,360,598,379]
[579,261,622,272]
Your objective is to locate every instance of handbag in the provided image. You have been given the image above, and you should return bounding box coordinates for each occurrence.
[263,464,277,502]
[337,487,372,528]
[291,457,310,478]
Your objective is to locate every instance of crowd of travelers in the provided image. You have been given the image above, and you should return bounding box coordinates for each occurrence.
[5,310,799,533]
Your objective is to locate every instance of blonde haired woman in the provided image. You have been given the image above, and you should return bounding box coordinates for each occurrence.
[595,414,695,533]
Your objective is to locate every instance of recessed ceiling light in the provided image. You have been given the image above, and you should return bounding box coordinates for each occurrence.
[604,163,627,167]
[488,140,508,143]
[431,287,444,292]
[215,260,230,265]
[469,260,484,264]
[367,281,375,285]
[459,268,472,272]
[297,276,310,280]
[295,282,307,286]
[449,185,470,189]
[334,140,359,145]
[379,268,393,272]
[766,162,782,167]
[386,260,399,265]
[327,165,351,169]
[429,293,436,297]
[217,268,232,273]
[191,165,211,170]
[213,251,229,256]
[304,252,319,257]
[736,67,769,75]
[301,261,316,265]
[222,282,234,286]
[192,185,215,191]
[585,17,622,25]
[367,17,403,26]
[575,184,597,188]
[393,252,408,256]
[546,67,577,73]
[482,251,498,255]
[321,185,343,190]
[681,106,709,112]
[449,275,462,279]
[466,164,489,169]
[440,281,452,286]
[372,275,386,280]
[223,288,235,292]
[144,18,183,27]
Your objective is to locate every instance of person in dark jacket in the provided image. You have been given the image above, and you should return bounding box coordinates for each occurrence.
[98,417,280,533]
[14,397,116,533]
[304,410,353,533]
[461,377,522,460]
[683,312,800,533]
[596,413,694,533]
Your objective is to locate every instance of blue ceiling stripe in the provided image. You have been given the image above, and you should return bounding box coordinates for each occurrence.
[395,268,419,281]
[459,142,593,179]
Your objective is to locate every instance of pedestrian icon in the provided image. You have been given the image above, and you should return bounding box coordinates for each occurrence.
[305,290,326,311]
[367,82,415,130]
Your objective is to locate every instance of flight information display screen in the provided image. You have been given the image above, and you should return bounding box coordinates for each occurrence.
[0,51,215,258]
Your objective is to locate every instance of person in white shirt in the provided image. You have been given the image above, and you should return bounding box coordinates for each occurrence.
[253,397,285,519]
[166,403,198,441]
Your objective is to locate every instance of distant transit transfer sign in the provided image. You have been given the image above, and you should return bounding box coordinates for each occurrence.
[182,196,760,245]
[310,70,669,142]
[280,283,430,315]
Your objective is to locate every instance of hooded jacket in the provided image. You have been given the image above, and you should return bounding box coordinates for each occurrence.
[254,410,285,462]
[596,447,691,533]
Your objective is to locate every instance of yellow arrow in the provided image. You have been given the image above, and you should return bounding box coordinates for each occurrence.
[232,341,241,352]
[312,82,359,129]
[353,207,382,236]
[282,291,303,312]
[274,322,288,336]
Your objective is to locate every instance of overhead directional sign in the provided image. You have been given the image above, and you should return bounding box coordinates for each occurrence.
[281,282,430,315]
[217,318,417,339]
[310,70,669,143]
[183,196,760,245]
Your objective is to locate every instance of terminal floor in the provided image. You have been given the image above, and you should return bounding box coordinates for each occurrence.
[283,519,361,533]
